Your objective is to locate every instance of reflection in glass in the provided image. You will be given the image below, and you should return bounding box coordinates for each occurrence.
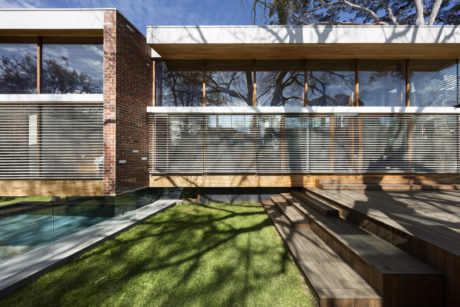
[42,44,103,94]
[307,60,355,106]
[0,44,37,94]
[156,61,203,106]
[206,61,253,106]
[256,61,304,106]
[410,60,458,107]
[359,60,405,106]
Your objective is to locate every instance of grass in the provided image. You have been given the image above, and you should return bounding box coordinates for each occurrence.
[0,196,52,206]
[0,203,314,307]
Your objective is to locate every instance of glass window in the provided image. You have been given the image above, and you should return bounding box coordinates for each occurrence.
[0,44,37,94]
[359,60,405,107]
[42,44,103,94]
[256,61,304,106]
[155,61,203,106]
[410,60,457,107]
[206,61,253,106]
[307,60,355,106]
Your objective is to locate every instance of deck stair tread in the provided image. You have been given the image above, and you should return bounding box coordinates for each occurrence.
[318,178,460,185]
[283,193,441,275]
[262,200,382,303]
[286,191,339,217]
[270,196,308,227]
[306,187,460,256]
[317,182,460,191]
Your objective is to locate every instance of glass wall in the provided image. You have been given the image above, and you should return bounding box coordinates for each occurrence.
[206,61,253,106]
[0,44,37,94]
[42,44,103,94]
[307,60,355,106]
[256,61,304,106]
[155,60,458,107]
[409,60,458,107]
[155,61,203,106]
[359,60,406,107]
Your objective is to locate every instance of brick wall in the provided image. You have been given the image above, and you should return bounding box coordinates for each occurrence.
[103,10,152,195]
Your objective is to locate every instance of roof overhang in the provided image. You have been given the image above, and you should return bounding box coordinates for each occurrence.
[147,25,460,60]
[0,9,110,37]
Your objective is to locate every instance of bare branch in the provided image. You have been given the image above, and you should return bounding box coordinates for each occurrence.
[379,0,399,25]
[427,0,443,25]
[314,21,362,25]
[342,0,387,24]
[414,0,425,25]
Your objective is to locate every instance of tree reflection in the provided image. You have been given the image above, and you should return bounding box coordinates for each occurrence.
[0,53,36,94]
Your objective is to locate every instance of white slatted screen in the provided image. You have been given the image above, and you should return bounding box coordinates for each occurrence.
[0,104,103,179]
[150,114,459,174]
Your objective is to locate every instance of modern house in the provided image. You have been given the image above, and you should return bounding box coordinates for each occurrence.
[0,8,459,306]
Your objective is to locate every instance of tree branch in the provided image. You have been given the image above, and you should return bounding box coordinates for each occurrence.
[379,0,399,25]
[414,0,425,25]
[342,0,387,24]
[427,0,443,25]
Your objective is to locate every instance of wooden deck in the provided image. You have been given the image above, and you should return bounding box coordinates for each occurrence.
[305,188,460,307]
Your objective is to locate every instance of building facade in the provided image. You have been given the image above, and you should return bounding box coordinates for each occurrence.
[0,9,459,196]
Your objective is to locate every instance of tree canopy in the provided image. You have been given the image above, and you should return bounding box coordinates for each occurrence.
[251,0,459,25]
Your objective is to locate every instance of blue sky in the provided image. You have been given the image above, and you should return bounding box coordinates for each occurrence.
[0,0,258,34]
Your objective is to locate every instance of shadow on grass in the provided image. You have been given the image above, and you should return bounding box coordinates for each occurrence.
[0,203,313,307]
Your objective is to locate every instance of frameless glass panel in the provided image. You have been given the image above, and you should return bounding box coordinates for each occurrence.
[410,60,458,107]
[307,60,355,106]
[42,44,103,94]
[0,44,37,94]
[359,60,405,107]
[206,61,253,106]
[256,61,304,106]
[156,61,203,106]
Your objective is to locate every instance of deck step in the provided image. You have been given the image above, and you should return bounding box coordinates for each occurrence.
[286,191,339,217]
[262,200,382,307]
[284,193,444,307]
[270,196,309,229]
[317,177,460,185]
[317,183,460,191]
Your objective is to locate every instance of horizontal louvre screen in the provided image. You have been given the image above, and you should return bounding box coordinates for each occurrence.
[150,114,460,174]
[0,104,103,179]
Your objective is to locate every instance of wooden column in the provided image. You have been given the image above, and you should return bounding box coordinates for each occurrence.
[358,116,363,171]
[37,37,42,93]
[202,61,206,106]
[152,60,156,106]
[252,61,257,106]
[355,59,359,106]
[408,117,413,172]
[304,60,308,107]
[406,59,410,107]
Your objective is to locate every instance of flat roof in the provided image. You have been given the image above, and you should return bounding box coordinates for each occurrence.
[147,25,460,59]
[0,9,109,31]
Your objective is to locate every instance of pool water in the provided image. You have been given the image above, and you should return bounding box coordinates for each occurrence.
[0,188,182,261]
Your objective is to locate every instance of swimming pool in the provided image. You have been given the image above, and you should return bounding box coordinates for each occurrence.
[0,188,182,261]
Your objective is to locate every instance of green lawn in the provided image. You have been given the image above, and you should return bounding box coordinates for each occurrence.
[0,196,52,206]
[0,203,314,307]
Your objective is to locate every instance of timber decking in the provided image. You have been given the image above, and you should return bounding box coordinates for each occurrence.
[270,196,309,229]
[316,178,460,191]
[262,200,382,307]
[277,192,443,307]
[288,191,339,216]
[305,188,460,307]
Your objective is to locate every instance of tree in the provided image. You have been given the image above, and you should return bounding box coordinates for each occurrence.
[251,0,459,25]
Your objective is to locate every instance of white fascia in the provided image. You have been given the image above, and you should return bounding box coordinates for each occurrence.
[147,106,460,114]
[147,25,460,45]
[0,94,104,104]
